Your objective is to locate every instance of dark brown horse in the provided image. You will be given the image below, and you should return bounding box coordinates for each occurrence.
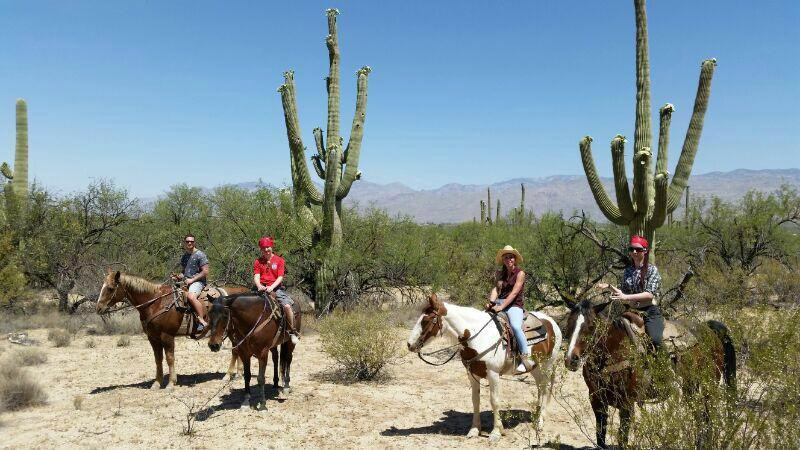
[96,270,247,389]
[207,293,301,410]
[563,299,736,448]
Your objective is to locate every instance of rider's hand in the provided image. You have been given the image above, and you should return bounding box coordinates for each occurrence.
[266,286,275,294]
[492,305,503,313]
[257,285,267,292]
[596,282,609,290]
[610,292,628,302]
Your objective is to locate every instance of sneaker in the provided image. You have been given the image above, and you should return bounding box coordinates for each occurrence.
[196,323,205,333]
[515,362,527,374]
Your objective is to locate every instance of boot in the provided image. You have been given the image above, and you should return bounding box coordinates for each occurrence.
[514,354,535,375]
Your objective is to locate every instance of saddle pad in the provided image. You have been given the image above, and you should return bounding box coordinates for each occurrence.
[622,313,697,354]
[522,312,546,340]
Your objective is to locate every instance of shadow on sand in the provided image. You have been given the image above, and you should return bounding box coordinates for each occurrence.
[193,383,286,421]
[90,371,225,394]
[381,409,532,437]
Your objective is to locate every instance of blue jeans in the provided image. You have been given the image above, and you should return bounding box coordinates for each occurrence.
[495,300,529,356]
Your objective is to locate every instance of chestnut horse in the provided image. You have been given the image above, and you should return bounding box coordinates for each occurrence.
[96,270,247,389]
[564,299,736,448]
[407,294,562,443]
[207,292,301,410]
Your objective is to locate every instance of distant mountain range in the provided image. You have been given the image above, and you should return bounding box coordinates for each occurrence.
[224,168,800,223]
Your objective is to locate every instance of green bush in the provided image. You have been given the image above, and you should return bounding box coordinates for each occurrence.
[47,328,71,347]
[318,309,399,382]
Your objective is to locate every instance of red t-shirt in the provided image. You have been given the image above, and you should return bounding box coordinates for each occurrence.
[253,254,285,286]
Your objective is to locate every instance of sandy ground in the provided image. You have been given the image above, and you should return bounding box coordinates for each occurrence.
[0,328,601,449]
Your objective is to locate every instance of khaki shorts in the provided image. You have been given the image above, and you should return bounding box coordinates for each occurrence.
[188,281,205,295]
[274,288,294,307]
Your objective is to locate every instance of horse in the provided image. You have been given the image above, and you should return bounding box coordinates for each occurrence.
[406,294,563,443]
[207,292,302,410]
[95,269,247,389]
[563,299,736,448]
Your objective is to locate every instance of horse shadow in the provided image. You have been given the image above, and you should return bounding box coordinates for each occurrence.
[532,443,598,450]
[194,384,285,421]
[90,372,225,394]
[381,409,532,437]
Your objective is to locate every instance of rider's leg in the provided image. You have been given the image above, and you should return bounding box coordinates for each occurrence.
[643,305,665,350]
[507,306,532,372]
[275,289,297,336]
[187,282,207,327]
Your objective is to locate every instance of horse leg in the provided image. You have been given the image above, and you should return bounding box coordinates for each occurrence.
[532,367,550,429]
[271,347,280,388]
[224,349,239,382]
[487,371,505,442]
[466,372,481,438]
[163,336,177,389]
[147,336,164,389]
[240,357,251,409]
[590,397,609,449]
[256,356,268,410]
[618,405,634,449]
[281,341,294,394]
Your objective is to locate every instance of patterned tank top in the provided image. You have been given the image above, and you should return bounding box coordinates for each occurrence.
[497,266,525,309]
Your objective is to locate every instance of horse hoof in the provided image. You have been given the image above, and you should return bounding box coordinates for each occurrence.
[489,432,501,443]
[283,386,292,394]
[466,427,480,438]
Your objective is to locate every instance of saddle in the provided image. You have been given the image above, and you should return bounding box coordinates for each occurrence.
[619,310,697,356]
[176,285,230,339]
[494,310,548,358]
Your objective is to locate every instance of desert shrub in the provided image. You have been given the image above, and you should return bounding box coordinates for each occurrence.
[318,309,399,382]
[95,313,141,335]
[630,308,800,449]
[85,338,96,348]
[116,336,131,347]
[47,328,71,347]
[12,347,47,366]
[0,361,47,411]
[73,394,84,410]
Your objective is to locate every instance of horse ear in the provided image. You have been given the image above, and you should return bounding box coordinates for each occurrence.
[429,293,446,316]
[114,271,121,283]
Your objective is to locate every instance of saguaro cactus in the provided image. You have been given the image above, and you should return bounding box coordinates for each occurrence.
[1,99,29,225]
[480,200,486,224]
[278,9,370,314]
[486,188,493,225]
[495,199,501,224]
[579,0,715,257]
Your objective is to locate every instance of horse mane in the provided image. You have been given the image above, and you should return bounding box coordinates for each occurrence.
[118,273,163,296]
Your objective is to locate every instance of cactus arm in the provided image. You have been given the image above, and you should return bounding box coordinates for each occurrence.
[336,66,371,200]
[655,104,674,175]
[610,135,635,221]
[633,0,653,165]
[279,71,323,205]
[325,8,341,156]
[321,145,342,246]
[13,99,28,199]
[313,127,326,164]
[667,58,717,211]
[650,172,669,228]
[311,154,326,179]
[579,136,627,225]
[0,162,12,180]
[632,146,652,215]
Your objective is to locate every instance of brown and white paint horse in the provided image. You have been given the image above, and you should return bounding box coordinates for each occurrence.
[96,270,246,389]
[407,294,562,443]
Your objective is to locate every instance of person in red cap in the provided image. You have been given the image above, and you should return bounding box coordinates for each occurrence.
[253,236,298,340]
[597,235,664,349]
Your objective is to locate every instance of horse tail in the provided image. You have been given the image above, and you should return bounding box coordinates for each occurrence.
[706,320,736,391]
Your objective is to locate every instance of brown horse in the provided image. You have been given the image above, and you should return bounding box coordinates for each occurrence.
[207,292,301,410]
[96,270,247,389]
[563,299,736,448]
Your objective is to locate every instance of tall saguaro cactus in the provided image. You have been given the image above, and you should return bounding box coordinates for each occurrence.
[579,0,716,257]
[278,9,370,314]
[1,99,29,226]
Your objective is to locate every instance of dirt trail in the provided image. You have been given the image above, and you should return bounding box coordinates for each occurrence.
[1,329,598,449]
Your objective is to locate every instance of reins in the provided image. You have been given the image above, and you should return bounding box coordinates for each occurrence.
[417,312,499,366]
[228,293,281,350]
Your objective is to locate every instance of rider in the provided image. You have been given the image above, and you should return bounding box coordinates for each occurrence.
[171,234,210,331]
[598,234,664,349]
[485,245,534,374]
[253,236,298,340]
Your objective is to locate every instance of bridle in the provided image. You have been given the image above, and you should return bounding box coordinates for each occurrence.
[211,293,280,350]
[415,308,499,367]
[99,278,183,330]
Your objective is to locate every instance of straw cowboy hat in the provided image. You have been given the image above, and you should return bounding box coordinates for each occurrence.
[495,245,523,264]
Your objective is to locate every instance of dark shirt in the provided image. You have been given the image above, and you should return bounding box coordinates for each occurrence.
[498,267,525,309]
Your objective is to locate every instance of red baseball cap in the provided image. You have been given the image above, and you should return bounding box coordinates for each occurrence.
[258,236,274,249]
[629,235,648,250]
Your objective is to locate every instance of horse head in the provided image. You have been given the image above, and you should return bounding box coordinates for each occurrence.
[564,299,610,371]
[207,295,231,352]
[96,269,125,314]
[407,293,448,352]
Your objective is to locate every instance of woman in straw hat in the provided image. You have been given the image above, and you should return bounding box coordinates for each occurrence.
[485,245,534,374]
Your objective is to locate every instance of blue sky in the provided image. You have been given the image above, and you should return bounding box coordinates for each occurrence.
[0,1,797,197]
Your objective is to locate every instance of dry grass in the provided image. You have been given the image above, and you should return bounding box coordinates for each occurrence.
[116,336,131,347]
[0,359,47,411]
[47,329,71,347]
[12,347,47,366]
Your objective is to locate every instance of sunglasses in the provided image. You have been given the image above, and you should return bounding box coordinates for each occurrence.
[184,240,195,244]
[628,247,646,253]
